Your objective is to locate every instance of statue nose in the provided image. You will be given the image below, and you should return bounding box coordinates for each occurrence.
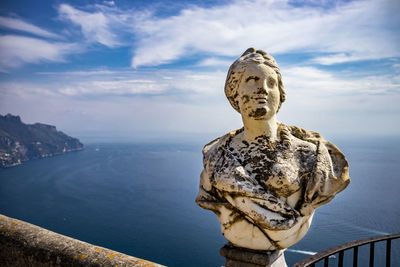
[258,84,268,94]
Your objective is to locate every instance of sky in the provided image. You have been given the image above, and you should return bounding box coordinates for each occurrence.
[0,0,399,140]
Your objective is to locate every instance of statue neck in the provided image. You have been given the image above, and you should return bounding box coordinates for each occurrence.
[241,115,278,143]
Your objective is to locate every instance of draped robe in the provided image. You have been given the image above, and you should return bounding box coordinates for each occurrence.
[196,124,350,250]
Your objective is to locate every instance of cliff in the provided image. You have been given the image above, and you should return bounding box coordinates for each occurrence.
[0,114,84,168]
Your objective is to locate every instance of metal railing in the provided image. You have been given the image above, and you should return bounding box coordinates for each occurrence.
[293,233,400,267]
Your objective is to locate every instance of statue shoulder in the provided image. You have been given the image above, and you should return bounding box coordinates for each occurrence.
[276,124,320,155]
[202,129,241,159]
[202,137,221,156]
[282,124,331,151]
[283,124,349,185]
[284,125,323,145]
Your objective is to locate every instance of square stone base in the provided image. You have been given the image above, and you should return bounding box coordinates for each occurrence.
[220,244,287,267]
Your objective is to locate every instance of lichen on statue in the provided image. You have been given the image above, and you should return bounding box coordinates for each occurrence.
[196,48,350,251]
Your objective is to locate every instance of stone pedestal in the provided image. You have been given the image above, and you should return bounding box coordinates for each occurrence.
[220,244,287,267]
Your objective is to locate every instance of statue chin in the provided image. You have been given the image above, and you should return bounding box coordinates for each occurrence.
[249,107,267,118]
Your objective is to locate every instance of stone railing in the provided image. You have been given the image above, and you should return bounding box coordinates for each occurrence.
[0,214,164,267]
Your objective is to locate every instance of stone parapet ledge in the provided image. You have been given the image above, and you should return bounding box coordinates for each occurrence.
[0,214,164,267]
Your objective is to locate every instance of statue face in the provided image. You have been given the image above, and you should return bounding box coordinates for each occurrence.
[237,63,280,120]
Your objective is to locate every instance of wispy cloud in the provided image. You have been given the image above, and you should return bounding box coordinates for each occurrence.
[59,79,167,96]
[0,35,80,69]
[0,16,61,39]
[33,69,225,97]
[8,65,400,99]
[58,4,122,47]
[283,66,400,96]
[197,57,233,67]
[36,70,127,76]
[2,0,398,70]
[130,0,400,67]
[1,0,399,135]
[2,65,399,135]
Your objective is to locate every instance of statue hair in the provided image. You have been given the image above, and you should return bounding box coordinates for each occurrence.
[224,48,286,114]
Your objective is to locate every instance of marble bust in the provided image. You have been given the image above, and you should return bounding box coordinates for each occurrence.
[196,48,350,255]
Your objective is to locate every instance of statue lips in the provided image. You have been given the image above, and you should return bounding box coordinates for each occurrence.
[252,95,268,104]
[255,97,267,104]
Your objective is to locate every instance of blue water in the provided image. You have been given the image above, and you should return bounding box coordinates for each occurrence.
[0,136,399,266]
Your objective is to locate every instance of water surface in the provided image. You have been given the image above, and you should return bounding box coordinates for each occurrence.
[0,136,399,266]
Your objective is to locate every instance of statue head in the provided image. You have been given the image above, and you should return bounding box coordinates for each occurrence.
[224,48,286,116]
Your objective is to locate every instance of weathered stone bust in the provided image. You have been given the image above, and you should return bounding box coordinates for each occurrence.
[196,48,350,265]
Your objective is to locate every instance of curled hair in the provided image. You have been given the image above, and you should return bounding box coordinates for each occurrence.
[224,48,286,113]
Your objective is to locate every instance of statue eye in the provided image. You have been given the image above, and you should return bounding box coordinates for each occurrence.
[245,76,259,83]
[268,78,276,87]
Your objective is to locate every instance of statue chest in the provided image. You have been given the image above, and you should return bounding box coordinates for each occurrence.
[233,145,316,198]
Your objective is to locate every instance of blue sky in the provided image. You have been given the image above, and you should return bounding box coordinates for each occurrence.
[0,0,399,139]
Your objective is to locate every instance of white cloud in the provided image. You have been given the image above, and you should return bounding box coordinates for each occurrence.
[277,66,400,134]
[103,1,115,6]
[0,78,237,135]
[3,0,398,70]
[1,1,399,136]
[197,57,233,67]
[0,35,80,69]
[0,16,61,39]
[2,65,400,135]
[283,66,400,96]
[37,70,129,76]
[17,66,400,100]
[130,0,400,67]
[273,66,400,134]
[35,69,225,96]
[58,4,120,47]
[59,79,168,96]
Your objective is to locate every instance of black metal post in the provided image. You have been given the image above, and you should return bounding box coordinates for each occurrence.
[292,233,400,267]
[386,239,391,267]
[353,246,358,267]
[339,251,344,267]
[369,242,375,267]
[324,257,329,267]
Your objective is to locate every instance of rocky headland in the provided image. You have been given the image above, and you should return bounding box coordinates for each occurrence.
[0,114,84,168]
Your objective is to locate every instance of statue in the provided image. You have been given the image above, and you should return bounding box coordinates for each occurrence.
[195,48,350,266]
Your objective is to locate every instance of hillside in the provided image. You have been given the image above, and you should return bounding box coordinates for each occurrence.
[0,114,84,168]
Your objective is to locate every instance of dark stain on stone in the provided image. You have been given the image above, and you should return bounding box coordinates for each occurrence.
[249,108,267,118]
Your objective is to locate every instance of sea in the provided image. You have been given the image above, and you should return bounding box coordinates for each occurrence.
[0,134,399,267]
